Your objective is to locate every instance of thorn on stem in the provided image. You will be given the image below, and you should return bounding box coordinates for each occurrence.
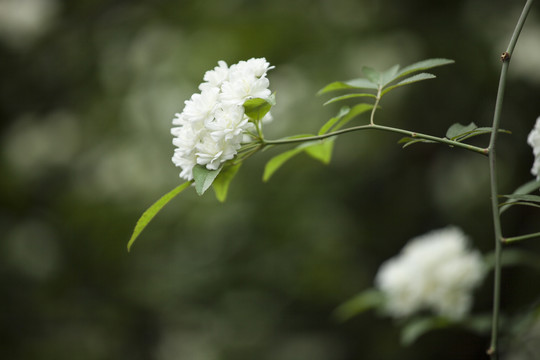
[501,52,511,62]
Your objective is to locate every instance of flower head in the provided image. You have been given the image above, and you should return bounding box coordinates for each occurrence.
[527,116,540,180]
[171,58,273,180]
[375,226,485,320]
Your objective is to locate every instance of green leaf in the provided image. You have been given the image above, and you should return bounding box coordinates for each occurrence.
[500,194,540,203]
[333,103,374,130]
[362,66,380,85]
[381,73,436,96]
[193,165,222,195]
[317,79,378,95]
[304,138,335,164]
[263,146,306,182]
[380,64,400,86]
[392,58,454,82]
[323,93,376,106]
[243,95,275,121]
[127,182,191,252]
[401,317,451,346]
[318,107,350,135]
[484,248,540,271]
[212,163,242,202]
[500,180,540,214]
[398,137,437,148]
[333,289,384,322]
[446,122,478,139]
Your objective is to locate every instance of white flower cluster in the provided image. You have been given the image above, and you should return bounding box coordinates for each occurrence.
[527,116,540,180]
[375,227,485,320]
[171,58,274,181]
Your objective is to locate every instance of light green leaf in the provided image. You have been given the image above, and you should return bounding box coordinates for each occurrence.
[317,78,378,95]
[380,64,400,86]
[453,127,511,142]
[212,163,242,202]
[323,93,377,106]
[193,164,222,195]
[446,122,478,139]
[127,182,191,252]
[381,73,436,96]
[401,317,451,346]
[304,138,335,164]
[243,95,275,121]
[392,58,454,82]
[362,66,380,85]
[333,289,384,322]
[500,180,540,214]
[263,147,306,182]
[333,103,374,130]
[318,107,350,135]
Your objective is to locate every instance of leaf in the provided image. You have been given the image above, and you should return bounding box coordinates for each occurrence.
[484,248,540,271]
[193,164,222,195]
[212,163,242,202]
[243,95,275,121]
[362,66,380,85]
[333,103,374,130]
[446,122,478,139]
[263,146,306,182]
[333,289,384,322]
[323,93,376,106]
[500,180,540,214]
[317,79,378,95]
[401,317,450,346]
[127,182,191,251]
[392,58,454,82]
[381,73,436,96]
[380,64,400,86]
[398,137,437,148]
[318,107,350,135]
[304,138,335,164]
[500,194,540,203]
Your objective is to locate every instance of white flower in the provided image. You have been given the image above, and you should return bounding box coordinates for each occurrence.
[527,116,540,179]
[375,226,485,320]
[171,58,273,181]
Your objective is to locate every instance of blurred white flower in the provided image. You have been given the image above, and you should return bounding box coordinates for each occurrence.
[375,226,485,320]
[171,58,273,181]
[527,116,540,180]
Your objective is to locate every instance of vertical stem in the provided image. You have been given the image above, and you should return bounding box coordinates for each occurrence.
[487,1,534,358]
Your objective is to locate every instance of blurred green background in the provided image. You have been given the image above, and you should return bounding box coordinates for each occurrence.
[1,0,540,359]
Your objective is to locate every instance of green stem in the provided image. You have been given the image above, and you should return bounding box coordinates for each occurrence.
[487,1,534,358]
[263,124,488,155]
[504,231,540,244]
[370,87,382,125]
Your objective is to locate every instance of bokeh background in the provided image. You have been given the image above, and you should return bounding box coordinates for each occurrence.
[1,0,540,359]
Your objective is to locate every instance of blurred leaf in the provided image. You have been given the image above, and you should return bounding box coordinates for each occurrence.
[263,147,306,182]
[213,163,242,202]
[193,165,222,195]
[319,107,350,135]
[500,194,540,203]
[446,122,478,139]
[381,73,436,96]
[398,137,437,148]
[127,182,191,252]
[381,64,400,86]
[401,317,451,346]
[333,103,374,130]
[333,289,384,322]
[243,95,275,121]
[323,93,376,106]
[484,248,540,271]
[392,58,454,82]
[317,79,378,95]
[500,179,540,214]
[362,66,380,85]
[304,138,335,164]
[461,314,493,335]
